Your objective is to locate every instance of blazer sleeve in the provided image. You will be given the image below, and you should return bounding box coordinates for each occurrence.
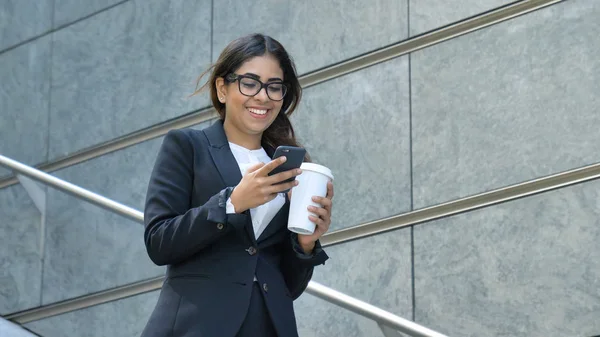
[280,233,329,300]
[143,129,248,266]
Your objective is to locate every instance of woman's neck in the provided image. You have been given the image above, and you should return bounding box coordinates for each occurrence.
[223,120,262,150]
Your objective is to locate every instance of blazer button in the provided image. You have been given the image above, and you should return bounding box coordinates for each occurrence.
[216,223,224,230]
[262,283,268,292]
[246,246,257,255]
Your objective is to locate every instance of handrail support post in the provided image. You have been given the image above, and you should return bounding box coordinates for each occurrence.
[16,174,47,258]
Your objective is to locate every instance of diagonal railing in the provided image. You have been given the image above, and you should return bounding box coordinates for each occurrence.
[5,143,600,327]
[5,150,600,329]
[0,154,448,337]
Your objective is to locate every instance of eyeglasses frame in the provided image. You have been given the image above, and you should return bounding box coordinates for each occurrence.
[225,73,288,101]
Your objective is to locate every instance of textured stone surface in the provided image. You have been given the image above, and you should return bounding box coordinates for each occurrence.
[409,0,513,36]
[0,0,53,51]
[54,0,124,27]
[48,0,212,159]
[41,138,163,304]
[292,56,411,230]
[414,179,600,337]
[296,228,412,337]
[26,290,159,337]
[297,297,385,337]
[41,120,211,304]
[412,0,600,208]
[213,0,408,74]
[0,185,42,315]
[0,36,51,178]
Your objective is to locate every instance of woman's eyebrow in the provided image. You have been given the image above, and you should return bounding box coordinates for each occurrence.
[242,72,283,82]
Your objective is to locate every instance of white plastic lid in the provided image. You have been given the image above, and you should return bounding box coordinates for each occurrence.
[300,162,334,181]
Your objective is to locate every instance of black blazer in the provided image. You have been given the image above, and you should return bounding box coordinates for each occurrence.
[140,120,329,337]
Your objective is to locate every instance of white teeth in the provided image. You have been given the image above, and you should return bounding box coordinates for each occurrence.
[248,108,267,115]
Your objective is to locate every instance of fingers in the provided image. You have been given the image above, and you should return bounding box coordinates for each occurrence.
[266,179,298,195]
[311,196,333,211]
[245,162,266,174]
[256,156,287,176]
[266,168,302,185]
[308,214,330,233]
[308,205,328,219]
[308,204,331,236]
[303,182,334,239]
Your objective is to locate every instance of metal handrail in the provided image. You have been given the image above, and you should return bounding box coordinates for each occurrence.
[0,154,143,223]
[0,0,563,190]
[5,145,600,323]
[4,154,600,326]
[321,161,600,246]
[307,281,445,337]
[0,154,447,337]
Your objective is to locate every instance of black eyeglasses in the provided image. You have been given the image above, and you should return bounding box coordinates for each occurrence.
[226,73,288,101]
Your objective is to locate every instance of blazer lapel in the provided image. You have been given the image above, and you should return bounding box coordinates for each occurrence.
[202,122,277,187]
[203,120,243,188]
[202,120,255,242]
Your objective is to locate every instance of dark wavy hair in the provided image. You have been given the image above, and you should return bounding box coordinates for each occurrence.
[192,33,309,161]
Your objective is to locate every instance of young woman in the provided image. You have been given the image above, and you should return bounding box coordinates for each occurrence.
[140,34,334,337]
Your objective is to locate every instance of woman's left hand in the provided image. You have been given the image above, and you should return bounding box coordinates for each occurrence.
[297,181,334,253]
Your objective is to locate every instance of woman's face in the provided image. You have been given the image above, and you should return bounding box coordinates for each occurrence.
[217,54,285,139]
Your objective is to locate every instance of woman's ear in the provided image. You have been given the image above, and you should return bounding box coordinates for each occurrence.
[215,77,227,103]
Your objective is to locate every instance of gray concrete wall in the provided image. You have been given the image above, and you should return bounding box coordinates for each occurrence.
[1,1,598,336]
[411,1,600,336]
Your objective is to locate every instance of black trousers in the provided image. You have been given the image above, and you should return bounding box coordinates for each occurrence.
[235,282,278,337]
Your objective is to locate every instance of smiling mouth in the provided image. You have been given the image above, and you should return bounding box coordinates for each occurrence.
[247,107,270,118]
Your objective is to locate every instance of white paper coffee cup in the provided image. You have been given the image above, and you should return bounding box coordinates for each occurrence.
[288,163,334,235]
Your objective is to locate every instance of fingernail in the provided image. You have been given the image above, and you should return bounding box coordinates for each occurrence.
[281,157,287,162]
[296,169,302,174]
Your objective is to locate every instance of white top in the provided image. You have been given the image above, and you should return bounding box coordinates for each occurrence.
[226,142,286,240]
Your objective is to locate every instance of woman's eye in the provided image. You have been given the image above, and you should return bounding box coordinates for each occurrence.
[242,82,257,89]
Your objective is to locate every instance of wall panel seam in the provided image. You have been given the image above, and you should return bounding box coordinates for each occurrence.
[210,0,214,64]
[0,0,132,57]
[408,49,416,322]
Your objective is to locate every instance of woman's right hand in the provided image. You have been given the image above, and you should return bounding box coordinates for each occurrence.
[229,156,301,213]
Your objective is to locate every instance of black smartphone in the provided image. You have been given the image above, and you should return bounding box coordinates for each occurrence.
[269,145,306,193]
